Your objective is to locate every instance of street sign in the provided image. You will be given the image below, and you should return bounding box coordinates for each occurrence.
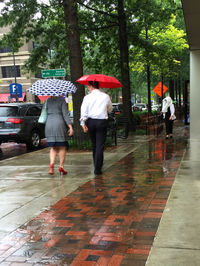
[10,83,22,98]
[153,82,168,97]
[41,68,66,78]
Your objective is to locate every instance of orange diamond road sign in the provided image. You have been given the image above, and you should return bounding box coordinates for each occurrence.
[153,82,168,97]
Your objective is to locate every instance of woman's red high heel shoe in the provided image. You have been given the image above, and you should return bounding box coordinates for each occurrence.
[49,164,54,175]
[59,167,67,175]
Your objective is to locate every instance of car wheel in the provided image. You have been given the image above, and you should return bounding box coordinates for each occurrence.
[27,130,41,150]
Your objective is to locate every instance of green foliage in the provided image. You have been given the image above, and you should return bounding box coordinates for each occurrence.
[68,138,92,150]
[134,129,147,135]
[0,0,68,73]
[68,135,114,150]
[133,112,141,125]
[130,14,189,78]
[132,110,159,125]
[0,0,189,101]
[78,0,120,77]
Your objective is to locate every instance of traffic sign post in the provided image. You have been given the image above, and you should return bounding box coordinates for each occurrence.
[10,83,22,98]
[41,69,66,78]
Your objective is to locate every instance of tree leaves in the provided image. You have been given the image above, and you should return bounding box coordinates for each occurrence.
[0,0,189,99]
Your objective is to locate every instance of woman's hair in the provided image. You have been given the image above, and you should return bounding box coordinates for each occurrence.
[88,81,99,89]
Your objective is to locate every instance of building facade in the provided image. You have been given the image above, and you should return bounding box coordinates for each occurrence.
[0,26,36,102]
[182,0,200,140]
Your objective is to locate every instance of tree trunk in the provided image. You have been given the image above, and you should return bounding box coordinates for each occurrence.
[178,79,181,108]
[169,79,174,100]
[175,80,178,103]
[117,0,134,131]
[63,0,85,137]
[145,28,151,114]
[161,75,164,100]
[147,64,151,113]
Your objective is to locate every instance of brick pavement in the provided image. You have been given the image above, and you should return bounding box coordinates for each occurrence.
[0,131,187,265]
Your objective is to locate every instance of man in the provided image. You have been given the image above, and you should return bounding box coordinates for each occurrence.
[80,81,113,175]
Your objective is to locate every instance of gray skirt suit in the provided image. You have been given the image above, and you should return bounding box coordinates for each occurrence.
[45,97,72,147]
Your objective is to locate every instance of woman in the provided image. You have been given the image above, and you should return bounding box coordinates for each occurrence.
[44,96,73,175]
[162,96,176,139]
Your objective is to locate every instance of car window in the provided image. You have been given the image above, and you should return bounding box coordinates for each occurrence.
[113,106,118,111]
[0,106,19,117]
[112,104,123,112]
[25,106,41,116]
[19,106,28,116]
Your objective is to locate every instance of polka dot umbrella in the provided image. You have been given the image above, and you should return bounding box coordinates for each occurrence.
[27,79,77,96]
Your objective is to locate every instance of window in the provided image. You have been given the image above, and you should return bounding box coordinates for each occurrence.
[0,47,12,53]
[19,106,28,116]
[1,66,21,78]
[0,106,19,117]
[26,106,41,116]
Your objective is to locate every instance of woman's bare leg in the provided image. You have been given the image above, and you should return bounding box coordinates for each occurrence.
[49,147,58,165]
[58,146,66,168]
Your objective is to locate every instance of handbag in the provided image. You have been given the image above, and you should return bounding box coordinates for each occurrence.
[38,100,48,123]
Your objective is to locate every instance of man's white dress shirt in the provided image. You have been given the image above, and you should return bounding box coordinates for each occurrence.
[80,89,113,126]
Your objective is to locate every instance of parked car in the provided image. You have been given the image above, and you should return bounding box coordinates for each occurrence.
[152,104,160,111]
[0,103,45,149]
[112,103,123,115]
[132,103,147,111]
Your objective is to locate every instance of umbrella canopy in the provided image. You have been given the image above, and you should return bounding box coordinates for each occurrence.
[76,74,123,88]
[27,79,77,96]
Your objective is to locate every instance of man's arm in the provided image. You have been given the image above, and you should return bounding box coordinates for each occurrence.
[80,97,89,133]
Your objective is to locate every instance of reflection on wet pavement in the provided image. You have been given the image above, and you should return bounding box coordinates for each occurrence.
[0,127,188,265]
[0,140,46,161]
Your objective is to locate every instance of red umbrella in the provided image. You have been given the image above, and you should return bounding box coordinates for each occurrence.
[76,74,123,88]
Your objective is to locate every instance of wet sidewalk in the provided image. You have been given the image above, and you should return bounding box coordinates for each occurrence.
[0,123,189,265]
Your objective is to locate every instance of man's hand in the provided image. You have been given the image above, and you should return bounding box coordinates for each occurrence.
[82,125,88,133]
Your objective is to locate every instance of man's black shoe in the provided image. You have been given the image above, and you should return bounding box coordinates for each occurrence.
[94,170,102,175]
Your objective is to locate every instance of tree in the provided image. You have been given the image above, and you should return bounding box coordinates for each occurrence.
[0,0,189,130]
[117,0,134,128]
[130,15,188,103]
[128,0,177,112]
[78,0,134,129]
[0,0,85,136]
[63,0,85,136]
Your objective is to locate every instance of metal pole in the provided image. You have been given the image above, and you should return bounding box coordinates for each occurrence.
[12,52,19,102]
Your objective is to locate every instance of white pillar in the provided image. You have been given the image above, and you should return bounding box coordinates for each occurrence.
[190,51,200,140]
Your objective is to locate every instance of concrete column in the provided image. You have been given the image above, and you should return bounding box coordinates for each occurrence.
[190,51,200,140]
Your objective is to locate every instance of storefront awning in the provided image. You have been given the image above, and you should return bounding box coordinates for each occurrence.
[0,93,26,102]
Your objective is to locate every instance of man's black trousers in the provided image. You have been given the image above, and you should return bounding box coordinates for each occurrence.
[86,118,108,172]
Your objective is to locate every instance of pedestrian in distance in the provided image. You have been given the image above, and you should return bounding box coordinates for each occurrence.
[80,81,113,175]
[44,96,74,175]
[161,96,176,139]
